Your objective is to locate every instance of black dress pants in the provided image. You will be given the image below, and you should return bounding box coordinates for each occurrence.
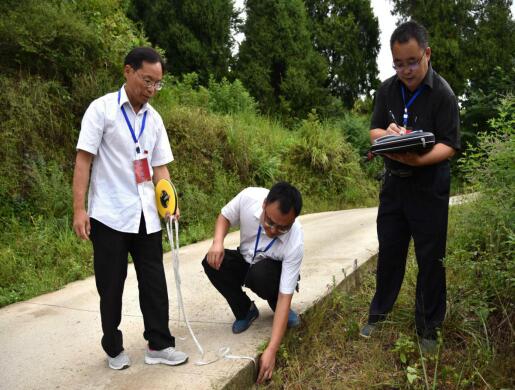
[202,249,282,320]
[90,215,174,357]
[368,162,450,339]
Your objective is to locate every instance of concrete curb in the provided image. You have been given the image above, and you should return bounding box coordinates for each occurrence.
[222,255,378,390]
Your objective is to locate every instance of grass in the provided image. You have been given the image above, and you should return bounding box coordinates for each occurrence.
[263,210,514,389]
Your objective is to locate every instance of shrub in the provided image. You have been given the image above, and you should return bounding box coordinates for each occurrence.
[155,73,257,116]
[445,96,514,384]
[287,113,377,207]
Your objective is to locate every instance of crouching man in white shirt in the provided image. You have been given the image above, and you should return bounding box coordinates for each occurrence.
[202,182,304,384]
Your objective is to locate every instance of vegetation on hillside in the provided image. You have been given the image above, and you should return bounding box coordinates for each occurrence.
[0,1,378,307]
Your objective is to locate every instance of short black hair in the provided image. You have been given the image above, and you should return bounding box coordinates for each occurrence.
[390,21,429,50]
[266,182,302,217]
[124,47,165,73]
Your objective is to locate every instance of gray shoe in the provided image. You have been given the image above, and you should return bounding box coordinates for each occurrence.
[420,338,438,354]
[108,351,131,370]
[144,347,188,366]
[359,323,377,338]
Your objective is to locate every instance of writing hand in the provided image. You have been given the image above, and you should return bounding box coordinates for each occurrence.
[386,122,407,136]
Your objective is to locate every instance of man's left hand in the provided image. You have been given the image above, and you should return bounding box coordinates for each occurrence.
[165,206,181,222]
[385,151,422,166]
[256,348,276,384]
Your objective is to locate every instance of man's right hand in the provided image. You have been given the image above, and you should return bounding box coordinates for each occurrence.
[73,209,91,240]
[206,241,225,270]
[386,122,407,135]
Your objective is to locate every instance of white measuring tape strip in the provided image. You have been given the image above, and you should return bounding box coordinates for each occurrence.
[165,218,256,367]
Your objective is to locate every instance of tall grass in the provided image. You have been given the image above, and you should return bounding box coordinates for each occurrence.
[264,96,514,389]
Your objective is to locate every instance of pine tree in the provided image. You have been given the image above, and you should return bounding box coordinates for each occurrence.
[127,0,235,84]
[235,0,330,118]
[305,0,380,108]
[391,0,515,138]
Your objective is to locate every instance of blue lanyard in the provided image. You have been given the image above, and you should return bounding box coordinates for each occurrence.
[253,225,277,260]
[401,84,425,127]
[118,88,147,153]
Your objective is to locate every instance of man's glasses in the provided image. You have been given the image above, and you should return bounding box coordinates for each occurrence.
[137,72,164,90]
[392,52,425,73]
[263,210,292,234]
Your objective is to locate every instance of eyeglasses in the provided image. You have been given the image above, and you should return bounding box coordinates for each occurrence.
[392,52,425,72]
[136,72,164,90]
[262,209,292,234]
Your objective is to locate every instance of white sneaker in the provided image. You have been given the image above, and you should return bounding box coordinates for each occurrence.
[108,351,131,370]
[144,347,188,366]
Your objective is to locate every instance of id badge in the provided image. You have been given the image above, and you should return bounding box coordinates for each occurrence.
[134,157,151,184]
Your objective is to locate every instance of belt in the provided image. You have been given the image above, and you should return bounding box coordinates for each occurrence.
[387,168,413,178]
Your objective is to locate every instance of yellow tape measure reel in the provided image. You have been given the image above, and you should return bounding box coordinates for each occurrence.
[155,179,178,219]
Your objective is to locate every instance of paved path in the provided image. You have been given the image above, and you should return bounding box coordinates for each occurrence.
[0,207,379,390]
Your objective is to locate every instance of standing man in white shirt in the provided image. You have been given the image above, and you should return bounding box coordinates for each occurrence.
[72,47,188,370]
[202,182,303,384]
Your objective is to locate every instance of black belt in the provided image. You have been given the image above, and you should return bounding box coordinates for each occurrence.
[387,168,413,178]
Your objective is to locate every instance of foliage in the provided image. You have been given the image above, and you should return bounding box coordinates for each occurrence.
[154,72,257,115]
[0,216,92,307]
[466,0,515,95]
[391,0,515,144]
[390,0,476,97]
[305,0,380,108]
[0,0,148,85]
[0,0,149,220]
[235,0,331,119]
[286,113,377,207]
[461,67,515,145]
[207,76,258,115]
[0,75,75,219]
[127,0,235,84]
[334,113,372,156]
[263,97,514,388]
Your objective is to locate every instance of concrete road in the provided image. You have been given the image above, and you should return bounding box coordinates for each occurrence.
[0,207,378,390]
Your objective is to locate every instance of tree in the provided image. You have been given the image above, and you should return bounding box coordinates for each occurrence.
[466,1,515,94]
[390,0,477,96]
[391,0,515,141]
[235,0,330,119]
[305,0,380,108]
[461,1,515,141]
[127,0,235,84]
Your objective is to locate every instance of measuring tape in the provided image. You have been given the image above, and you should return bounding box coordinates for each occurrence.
[155,179,256,367]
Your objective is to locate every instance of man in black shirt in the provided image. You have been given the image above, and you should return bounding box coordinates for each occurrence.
[361,21,460,352]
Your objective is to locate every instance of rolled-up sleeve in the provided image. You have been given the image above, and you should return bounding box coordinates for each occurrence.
[150,113,174,167]
[77,99,105,155]
[279,229,304,294]
[221,190,245,227]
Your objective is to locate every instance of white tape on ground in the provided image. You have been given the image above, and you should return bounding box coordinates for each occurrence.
[166,219,256,367]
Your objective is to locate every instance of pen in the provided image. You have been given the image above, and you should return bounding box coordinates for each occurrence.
[388,110,405,135]
[388,110,399,126]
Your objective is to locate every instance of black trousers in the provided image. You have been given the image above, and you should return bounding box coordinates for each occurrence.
[202,249,282,320]
[368,162,450,339]
[90,215,174,357]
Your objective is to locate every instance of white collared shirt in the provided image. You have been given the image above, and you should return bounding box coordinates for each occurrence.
[76,86,173,234]
[221,187,304,294]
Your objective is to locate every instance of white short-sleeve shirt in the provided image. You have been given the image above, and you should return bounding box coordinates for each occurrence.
[76,86,173,234]
[221,187,304,294]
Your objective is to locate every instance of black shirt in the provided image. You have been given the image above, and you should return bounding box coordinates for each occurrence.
[370,66,461,170]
